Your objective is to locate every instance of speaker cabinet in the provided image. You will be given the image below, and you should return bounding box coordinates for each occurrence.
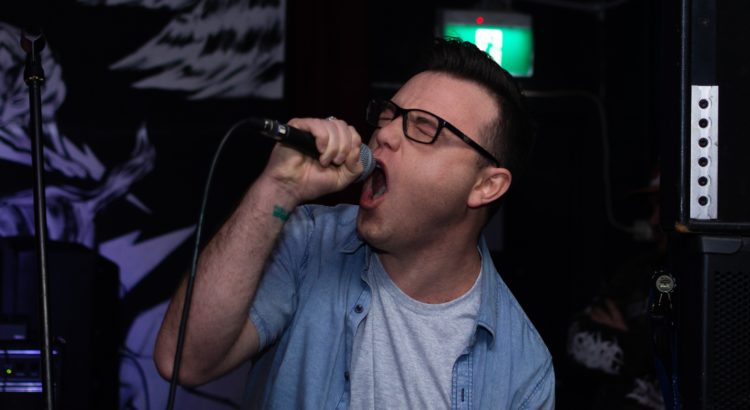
[0,237,119,410]
[670,234,750,409]
[660,2,750,406]
[661,1,750,234]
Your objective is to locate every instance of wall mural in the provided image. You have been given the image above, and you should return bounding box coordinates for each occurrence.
[0,22,157,247]
[102,0,284,100]
[0,0,285,407]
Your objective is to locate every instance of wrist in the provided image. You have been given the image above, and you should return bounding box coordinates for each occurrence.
[254,173,303,211]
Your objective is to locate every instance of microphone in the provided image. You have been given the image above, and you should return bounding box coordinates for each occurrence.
[252,118,375,182]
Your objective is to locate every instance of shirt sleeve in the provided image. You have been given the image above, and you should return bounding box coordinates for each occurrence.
[519,358,555,410]
[249,205,314,351]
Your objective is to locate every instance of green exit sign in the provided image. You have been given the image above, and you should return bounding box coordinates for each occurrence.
[440,11,534,77]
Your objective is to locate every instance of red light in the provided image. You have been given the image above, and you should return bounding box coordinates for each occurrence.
[476,16,484,24]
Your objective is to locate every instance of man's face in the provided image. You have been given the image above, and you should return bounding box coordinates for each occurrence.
[357,71,500,253]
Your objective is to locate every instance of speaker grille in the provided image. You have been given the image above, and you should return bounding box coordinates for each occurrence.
[711,269,750,409]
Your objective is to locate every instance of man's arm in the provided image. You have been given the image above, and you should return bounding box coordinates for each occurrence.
[153,118,364,386]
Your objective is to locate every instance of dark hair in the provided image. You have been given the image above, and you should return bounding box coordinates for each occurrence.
[426,38,534,214]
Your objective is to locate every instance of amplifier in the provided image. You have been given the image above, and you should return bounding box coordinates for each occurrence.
[0,344,62,409]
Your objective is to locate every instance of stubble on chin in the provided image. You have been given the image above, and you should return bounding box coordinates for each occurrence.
[356,209,386,250]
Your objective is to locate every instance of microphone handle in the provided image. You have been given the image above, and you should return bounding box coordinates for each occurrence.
[256,118,375,182]
[260,120,321,159]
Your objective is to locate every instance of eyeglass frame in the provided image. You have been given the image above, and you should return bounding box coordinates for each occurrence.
[365,99,501,167]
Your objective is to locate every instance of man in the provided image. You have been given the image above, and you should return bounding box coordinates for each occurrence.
[155,39,555,409]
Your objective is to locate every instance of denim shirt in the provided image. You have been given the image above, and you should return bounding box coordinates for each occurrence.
[244,204,555,409]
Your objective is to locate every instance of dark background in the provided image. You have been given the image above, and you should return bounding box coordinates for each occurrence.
[0,0,707,408]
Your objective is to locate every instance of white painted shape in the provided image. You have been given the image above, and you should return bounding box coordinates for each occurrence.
[99,225,194,291]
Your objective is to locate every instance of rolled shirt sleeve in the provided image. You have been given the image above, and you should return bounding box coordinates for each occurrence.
[249,206,314,351]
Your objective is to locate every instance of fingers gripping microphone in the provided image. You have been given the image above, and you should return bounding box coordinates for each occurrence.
[253,118,375,182]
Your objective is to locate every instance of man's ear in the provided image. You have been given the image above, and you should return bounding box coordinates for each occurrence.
[467,167,512,208]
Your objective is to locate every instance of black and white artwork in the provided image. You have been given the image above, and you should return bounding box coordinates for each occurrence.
[0,0,285,406]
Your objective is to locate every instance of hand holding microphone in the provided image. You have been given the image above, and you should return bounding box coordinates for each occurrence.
[254,116,375,202]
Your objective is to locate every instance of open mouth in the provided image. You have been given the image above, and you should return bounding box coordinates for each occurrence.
[360,161,388,208]
[370,163,387,200]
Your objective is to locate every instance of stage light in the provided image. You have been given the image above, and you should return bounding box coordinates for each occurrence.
[439,10,534,77]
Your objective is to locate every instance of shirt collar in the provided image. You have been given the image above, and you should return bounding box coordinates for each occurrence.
[325,204,365,254]
[474,236,499,347]
[336,212,499,345]
[338,228,366,254]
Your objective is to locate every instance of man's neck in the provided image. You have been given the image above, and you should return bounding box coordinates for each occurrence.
[377,237,482,304]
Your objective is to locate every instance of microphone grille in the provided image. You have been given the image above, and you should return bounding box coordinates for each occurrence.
[356,145,375,183]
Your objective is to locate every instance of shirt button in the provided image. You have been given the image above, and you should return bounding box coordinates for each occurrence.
[354,304,363,313]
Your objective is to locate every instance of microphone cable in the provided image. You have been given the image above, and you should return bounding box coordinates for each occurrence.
[166,118,255,410]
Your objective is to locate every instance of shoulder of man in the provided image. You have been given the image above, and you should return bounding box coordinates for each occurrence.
[482,270,555,408]
[293,203,357,225]
[285,203,361,250]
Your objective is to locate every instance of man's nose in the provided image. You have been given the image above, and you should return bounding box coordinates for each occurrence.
[372,116,403,151]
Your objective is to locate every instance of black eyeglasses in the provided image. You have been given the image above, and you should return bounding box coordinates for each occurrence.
[365,99,500,167]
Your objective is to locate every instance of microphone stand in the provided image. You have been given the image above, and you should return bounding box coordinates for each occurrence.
[20,27,55,410]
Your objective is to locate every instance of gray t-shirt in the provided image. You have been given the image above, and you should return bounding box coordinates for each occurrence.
[349,253,482,409]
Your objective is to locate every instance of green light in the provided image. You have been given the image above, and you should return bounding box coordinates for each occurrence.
[5,368,11,375]
[444,24,533,77]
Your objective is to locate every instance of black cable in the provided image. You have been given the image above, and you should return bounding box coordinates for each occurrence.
[183,386,241,409]
[166,118,255,410]
[119,347,151,410]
